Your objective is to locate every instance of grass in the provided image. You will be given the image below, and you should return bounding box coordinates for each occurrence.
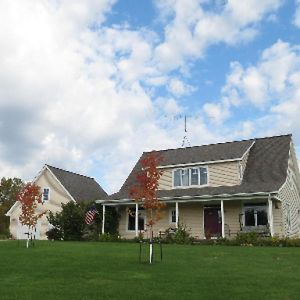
[0,241,300,300]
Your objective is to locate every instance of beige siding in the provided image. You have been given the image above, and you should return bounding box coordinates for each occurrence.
[9,168,73,240]
[209,162,240,187]
[158,169,172,190]
[278,144,300,238]
[178,203,204,238]
[224,201,241,238]
[273,201,283,237]
[158,161,241,190]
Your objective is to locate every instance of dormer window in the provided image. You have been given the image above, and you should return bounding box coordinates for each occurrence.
[43,188,50,201]
[173,167,208,188]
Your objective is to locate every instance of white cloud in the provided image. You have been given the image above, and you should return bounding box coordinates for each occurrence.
[0,1,289,194]
[203,40,300,146]
[167,78,195,97]
[215,40,300,114]
[154,0,282,71]
[294,0,300,28]
[203,102,231,125]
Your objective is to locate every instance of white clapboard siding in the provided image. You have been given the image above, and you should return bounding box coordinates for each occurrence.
[239,149,250,182]
[278,145,300,238]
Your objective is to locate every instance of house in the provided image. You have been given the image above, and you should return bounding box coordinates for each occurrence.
[6,164,107,240]
[99,134,300,239]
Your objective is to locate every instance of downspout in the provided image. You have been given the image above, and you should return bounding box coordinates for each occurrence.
[268,193,274,237]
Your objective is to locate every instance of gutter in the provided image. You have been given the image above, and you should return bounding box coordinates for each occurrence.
[96,190,279,205]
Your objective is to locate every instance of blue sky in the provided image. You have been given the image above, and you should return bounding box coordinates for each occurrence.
[0,0,300,193]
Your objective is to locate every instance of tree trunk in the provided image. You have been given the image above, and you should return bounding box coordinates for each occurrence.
[149,226,153,264]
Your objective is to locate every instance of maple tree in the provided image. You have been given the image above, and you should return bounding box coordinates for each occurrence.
[17,182,46,247]
[129,151,165,263]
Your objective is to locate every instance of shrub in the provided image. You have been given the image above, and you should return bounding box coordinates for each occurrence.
[46,202,120,241]
[236,232,259,246]
[46,227,63,240]
[163,223,194,244]
[99,233,121,242]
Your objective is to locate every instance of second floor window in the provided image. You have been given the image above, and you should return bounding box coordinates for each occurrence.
[173,167,208,187]
[43,188,50,201]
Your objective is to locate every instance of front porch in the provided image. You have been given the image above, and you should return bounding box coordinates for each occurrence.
[101,196,282,240]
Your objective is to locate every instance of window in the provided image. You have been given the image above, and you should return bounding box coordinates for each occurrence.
[298,209,300,232]
[127,210,145,231]
[191,168,199,185]
[200,167,208,185]
[243,204,268,227]
[286,204,291,233]
[170,209,176,224]
[173,167,208,187]
[181,169,189,186]
[43,188,50,201]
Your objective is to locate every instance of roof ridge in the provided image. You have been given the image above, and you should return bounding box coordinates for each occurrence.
[46,164,95,180]
[143,133,292,153]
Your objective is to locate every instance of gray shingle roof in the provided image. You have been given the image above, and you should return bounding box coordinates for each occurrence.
[46,165,107,202]
[155,139,254,166]
[110,134,291,200]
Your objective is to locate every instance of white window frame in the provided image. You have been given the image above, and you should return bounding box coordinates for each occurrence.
[243,204,268,227]
[43,187,50,202]
[297,209,300,233]
[286,204,291,233]
[169,208,177,225]
[172,166,208,189]
[126,208,146,232]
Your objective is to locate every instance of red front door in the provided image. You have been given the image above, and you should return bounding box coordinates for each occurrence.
[204,207,222,238]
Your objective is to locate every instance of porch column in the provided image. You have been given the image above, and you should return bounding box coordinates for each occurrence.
[175,201,179,229]
[221,200,225,238]
[268,196,274,237]
[102,205,106,234]
[135,203,139,237]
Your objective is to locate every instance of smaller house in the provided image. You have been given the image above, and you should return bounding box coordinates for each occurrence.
[99,134,300,240]
[6,164,107,240]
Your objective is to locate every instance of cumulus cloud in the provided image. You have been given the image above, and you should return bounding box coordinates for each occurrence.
[294,0,300,28]
[0,0,288,193]
[167,78,195,97]
[154,0,283,71]
[203,40,300,144]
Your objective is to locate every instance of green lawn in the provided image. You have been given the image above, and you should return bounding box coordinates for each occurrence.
[0,241,300,300]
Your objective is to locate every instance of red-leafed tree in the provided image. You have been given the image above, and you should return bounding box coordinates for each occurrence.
[129,151,165,263]
[16,183,46,248]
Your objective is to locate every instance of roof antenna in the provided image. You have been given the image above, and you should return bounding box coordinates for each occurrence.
[181,115,191,147]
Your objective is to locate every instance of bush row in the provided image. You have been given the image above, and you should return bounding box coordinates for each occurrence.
[105,230,300,247]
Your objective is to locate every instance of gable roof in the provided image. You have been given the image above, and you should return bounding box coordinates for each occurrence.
[110,134,292,200]
[46,165,108,202]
